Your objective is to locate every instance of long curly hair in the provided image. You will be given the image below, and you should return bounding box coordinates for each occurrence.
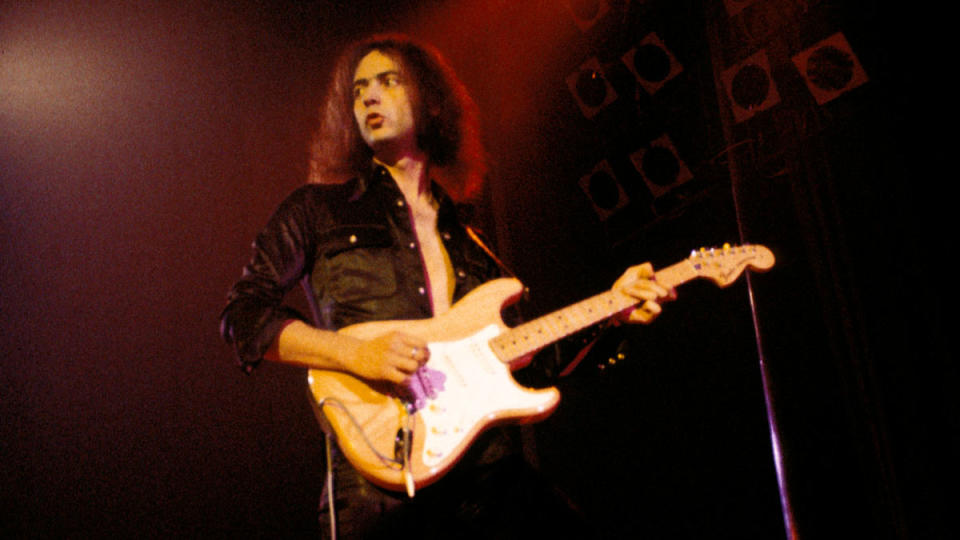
[308,34,487,201]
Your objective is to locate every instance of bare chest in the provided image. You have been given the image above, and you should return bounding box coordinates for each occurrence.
[409,204,453,315]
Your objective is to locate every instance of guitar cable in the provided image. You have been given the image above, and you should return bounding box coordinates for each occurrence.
[317,397,419,497]
[315,396,417,536]
[401,404,416,498]
[323,432,337,540]
[316,398,407,468]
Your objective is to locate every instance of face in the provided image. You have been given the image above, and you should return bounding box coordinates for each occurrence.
[352,50,418,156]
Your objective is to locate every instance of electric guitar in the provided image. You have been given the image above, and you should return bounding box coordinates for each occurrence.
[307,244,774,496]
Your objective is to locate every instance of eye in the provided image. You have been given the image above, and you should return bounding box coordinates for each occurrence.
[382,74,400,87]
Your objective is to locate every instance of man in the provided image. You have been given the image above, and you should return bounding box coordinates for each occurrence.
[221,33,672,538]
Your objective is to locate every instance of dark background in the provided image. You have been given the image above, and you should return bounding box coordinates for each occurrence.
[2,0,950,538]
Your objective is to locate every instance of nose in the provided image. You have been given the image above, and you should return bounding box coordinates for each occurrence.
[361,82,381,106]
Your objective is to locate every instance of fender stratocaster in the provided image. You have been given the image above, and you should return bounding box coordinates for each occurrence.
[307,244,774,495]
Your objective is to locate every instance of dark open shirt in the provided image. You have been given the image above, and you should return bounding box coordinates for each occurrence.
[219,165,500,372]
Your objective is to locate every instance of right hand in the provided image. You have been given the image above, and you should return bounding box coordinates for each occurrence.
[350,331,430,385]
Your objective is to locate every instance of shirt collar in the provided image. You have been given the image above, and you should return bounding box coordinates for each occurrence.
[357,162,457,215]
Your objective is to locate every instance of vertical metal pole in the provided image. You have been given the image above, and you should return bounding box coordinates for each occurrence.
[703,4,798,538]
[745,273,798,540]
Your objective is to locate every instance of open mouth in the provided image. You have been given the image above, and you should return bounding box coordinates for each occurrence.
[365,113,384,128]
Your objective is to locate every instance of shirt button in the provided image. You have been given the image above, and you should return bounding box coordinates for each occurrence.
[396,199,405,208]
[408,242,416,249]
[441,232,451,241]
[417,287,426,295]
[349,234,357,244]
[456,269,467,279]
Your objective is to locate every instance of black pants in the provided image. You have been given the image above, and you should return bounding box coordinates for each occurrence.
[319,450,591,539]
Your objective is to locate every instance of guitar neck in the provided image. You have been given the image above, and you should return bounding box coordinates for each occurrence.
[489,259,699,362]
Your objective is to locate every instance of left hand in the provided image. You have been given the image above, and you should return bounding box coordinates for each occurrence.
[612,262,676,324]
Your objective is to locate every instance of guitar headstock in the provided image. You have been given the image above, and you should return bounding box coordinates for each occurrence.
[688,244,775,287]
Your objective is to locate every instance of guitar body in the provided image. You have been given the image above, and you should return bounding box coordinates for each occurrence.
[307,278,561,493]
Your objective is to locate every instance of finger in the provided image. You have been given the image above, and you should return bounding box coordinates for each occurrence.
[624,281,669,301]
[406,338,431,364]
[387,367,411,385]
[624,283,658,301]
[392,333,428,353]
[635,262,654,279]
[614,263,659,293]
[635,275,669,296]
[628,300,661,324]
[390,354,421,375]
[406,346,429,367]
[388,335,418,357]
[397,341,430,366]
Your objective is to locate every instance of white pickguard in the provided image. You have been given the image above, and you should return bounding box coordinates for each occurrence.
[416,324,554,469]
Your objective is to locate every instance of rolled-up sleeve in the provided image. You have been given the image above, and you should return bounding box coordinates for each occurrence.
[219,187,318,372]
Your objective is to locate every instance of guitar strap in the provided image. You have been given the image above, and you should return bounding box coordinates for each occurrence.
[464,225,529,300]
[463,226,510,276]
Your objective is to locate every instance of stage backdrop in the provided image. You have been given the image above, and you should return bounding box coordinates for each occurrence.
[1,1,948,538]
